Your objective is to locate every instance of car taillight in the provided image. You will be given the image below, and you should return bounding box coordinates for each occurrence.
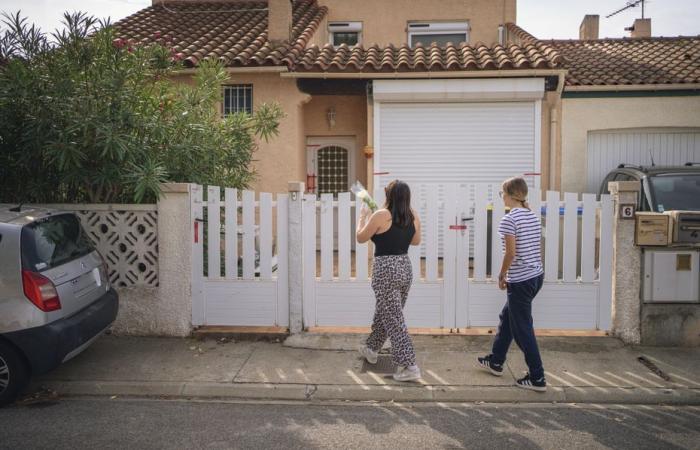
[22,270,62,312]
[97,254,111,290]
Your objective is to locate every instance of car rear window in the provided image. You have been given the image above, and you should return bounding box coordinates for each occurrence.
[21,214,95,272]
[649,174,700,212]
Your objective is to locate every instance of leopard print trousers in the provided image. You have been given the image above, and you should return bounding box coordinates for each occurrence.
[366,254,416,367]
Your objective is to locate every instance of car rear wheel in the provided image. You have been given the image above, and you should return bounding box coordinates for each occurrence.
[0,340,29,407]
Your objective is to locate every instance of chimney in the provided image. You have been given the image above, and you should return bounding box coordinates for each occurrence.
[579,15,599,40]
[268,0,292,44]
[627,18,652,38]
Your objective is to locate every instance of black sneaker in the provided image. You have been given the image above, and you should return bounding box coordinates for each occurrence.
[477,355,504,377]
[516,373,547,392]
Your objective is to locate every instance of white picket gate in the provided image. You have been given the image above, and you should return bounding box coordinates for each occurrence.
[191,183,613,331]
[191,185,289,327]
[303,184,614,331]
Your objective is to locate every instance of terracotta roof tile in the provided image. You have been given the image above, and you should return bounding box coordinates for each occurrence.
[507,23,700,87]
[292,41,561,73]
[113,2,699,85]
[114,0,327,68]
[550,37,700,86]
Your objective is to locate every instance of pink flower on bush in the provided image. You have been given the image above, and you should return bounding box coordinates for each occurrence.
[112,38,126,49]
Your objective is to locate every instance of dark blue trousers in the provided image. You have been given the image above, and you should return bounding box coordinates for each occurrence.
[491,274,545,380]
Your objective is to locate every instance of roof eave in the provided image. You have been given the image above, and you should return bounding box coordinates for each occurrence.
[174,66,289,75]
[565,83,700,92]
[281,68,567,79]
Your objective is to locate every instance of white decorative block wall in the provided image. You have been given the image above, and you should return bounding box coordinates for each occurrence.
[69,206,159,287]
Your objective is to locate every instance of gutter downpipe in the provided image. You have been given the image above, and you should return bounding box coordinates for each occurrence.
[551,70,567,190]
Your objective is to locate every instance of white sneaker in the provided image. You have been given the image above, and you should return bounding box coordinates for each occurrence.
[358,346,378,364]
[393,365,421,382]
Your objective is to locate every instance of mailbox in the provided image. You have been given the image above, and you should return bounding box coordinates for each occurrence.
[635,212,672,246]
[667,211,700,244]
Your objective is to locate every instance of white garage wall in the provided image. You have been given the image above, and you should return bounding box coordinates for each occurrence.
[560,96,700,194]
[587,129,700,193]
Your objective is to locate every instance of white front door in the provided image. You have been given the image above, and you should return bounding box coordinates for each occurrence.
[306,137,356,195]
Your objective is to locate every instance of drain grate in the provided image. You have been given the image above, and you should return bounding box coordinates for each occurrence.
[361,355,395,374]
[638,356,671,381]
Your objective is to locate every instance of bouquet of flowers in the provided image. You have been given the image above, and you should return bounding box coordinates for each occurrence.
[351,181,378,212]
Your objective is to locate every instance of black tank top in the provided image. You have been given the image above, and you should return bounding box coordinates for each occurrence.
[371,221,416,256]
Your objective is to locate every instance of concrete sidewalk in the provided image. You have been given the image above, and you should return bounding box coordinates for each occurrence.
[30,334,700,405]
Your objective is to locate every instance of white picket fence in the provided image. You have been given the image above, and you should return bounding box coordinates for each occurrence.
[303,184,614,330]
[191,185,289,327]
[191,183,614,331]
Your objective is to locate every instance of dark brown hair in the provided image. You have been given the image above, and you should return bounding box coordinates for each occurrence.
[502,177,530,209]
[384,180,414,228]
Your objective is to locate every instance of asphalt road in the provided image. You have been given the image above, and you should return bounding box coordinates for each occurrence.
[1,398,699,449]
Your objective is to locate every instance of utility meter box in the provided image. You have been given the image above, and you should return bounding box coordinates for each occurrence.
[635,212,672,246]
[667,211,700,244]
[643,250,700,303]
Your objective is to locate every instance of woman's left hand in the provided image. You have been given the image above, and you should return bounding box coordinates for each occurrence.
[359,204,371,222]
[498,274,507,290]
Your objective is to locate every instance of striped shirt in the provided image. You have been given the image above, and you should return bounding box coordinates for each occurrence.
[498,208,544,283]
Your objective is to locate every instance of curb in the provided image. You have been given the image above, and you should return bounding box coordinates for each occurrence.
[29,380,700,405]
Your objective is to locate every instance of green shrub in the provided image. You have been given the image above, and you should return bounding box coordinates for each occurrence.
[0,12,284,203]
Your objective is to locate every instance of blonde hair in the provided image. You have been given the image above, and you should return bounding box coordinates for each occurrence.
[502,177,530,209]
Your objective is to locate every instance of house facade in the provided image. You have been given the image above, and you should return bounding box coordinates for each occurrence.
[116,1,700,196]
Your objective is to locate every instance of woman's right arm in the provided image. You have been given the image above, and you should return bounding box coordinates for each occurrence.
[356,209,379,243]
[410,210,421,246]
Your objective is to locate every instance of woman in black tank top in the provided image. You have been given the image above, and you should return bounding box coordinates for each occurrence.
[355,180,422,382]
[371,219,416,256]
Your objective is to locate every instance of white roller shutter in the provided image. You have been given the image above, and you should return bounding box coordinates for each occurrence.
[376,102,537,189]
[587,129,700,193]
[375,101,538,257]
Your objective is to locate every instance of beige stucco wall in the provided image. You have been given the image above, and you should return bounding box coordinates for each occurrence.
[172,72,309,194]
[561,96,700,193]
[316,0,516,47]
[221,73,310,194]
[303,94,368,187]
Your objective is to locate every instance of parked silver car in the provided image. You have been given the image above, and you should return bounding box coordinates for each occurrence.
[0,205,119,406]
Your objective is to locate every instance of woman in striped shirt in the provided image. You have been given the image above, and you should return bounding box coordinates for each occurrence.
[478,177,547,392]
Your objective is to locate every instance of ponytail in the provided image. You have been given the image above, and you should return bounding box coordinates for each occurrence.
[502,177,530,210]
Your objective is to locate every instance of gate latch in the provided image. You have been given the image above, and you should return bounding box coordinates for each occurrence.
[194,218,204,243]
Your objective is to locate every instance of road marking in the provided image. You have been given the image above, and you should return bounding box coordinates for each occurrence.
[346,370,370,390]
[366,371,392,390]
[546,372,584,392]
[563,372,609,393]
[603,372,654,394]
[624,371,665,388]
[295,368,311,383]
[669,372,700,388]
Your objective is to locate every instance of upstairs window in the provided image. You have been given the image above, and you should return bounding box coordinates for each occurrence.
[408,21,470,47]
[329,22,362,47]
[223,84,253,115]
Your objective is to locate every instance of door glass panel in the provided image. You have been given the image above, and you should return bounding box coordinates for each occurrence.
[317,146,349,196]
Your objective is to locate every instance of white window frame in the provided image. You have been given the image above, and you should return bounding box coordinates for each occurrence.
[222,84,253,116]
[407,21,470,47]
[328,22,363,48]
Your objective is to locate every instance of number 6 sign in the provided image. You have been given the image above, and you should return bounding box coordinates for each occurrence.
[619,203,636,220]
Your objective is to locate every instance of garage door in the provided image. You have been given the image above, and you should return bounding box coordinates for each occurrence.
[587,128,700,193]
[376,102,538,190]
